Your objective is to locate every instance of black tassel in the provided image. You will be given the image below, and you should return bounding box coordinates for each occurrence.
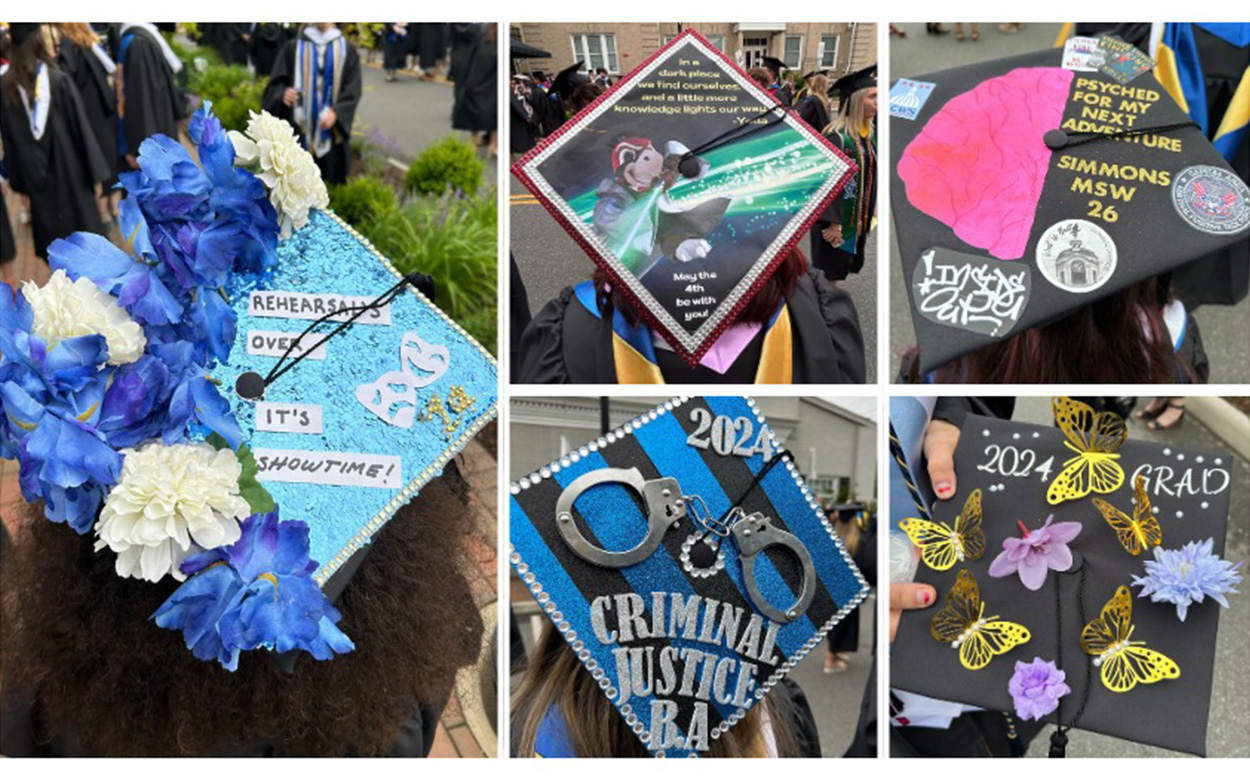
[1048,730,1069,757]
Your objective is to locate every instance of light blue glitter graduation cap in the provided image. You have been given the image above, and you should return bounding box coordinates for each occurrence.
[220,209,498,584]
[509,396,869,757]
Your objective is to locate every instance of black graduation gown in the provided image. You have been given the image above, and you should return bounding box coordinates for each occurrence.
[0,69,111,259]
[448,24,479,85]
[510,90,538,155]
[515,267,866,383]
[795,94,829,133]
[116,25,180,163]
[451,30,496,133]
[411,23,448,71]
[57,37,118,183]
[249,24,290,79]
[262,37,362,186]
[213,23,250,66]
[1,186,15,264]
[382,24,409,71]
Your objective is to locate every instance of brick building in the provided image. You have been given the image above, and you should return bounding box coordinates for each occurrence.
[510,22,876,81]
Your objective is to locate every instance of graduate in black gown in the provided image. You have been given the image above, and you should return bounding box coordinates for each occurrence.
[410,23,448,79]
[54,24,118,191]
[515,250,866,384]
[0,24,111,260]
[114,23,182,171]
[262,24,362,186]
[509,75,539,157]
[249,23,290,79]
[382,23,408,81]
[451,24,496,155]
[217,23,251,67]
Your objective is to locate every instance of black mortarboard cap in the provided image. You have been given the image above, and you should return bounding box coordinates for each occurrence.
[892,399,1238,755]
[830,64,877,104]
[9,23,41,46]
[761,56,787,79]
[552,60,589,99]
[509,395,869,756]
[510,29,857,366]
[890,43,1250,375]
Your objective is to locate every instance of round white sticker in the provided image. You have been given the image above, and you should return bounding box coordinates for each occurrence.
[1035,219,1118,294]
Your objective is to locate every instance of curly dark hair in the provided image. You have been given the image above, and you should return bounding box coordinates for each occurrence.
[0,460,486,756]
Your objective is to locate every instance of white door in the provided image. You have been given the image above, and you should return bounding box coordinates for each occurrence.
[742,37,769,69]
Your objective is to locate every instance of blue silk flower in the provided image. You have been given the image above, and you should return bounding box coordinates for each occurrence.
[0,286,120,532]
[153,509,355,671]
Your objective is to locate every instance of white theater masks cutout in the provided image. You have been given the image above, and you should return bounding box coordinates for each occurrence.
[355,333,450,429]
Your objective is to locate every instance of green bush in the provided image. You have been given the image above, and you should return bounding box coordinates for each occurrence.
[188,62,265,132]
[328,176,398,228]
[404,135,485,197]
[360,190,498,353]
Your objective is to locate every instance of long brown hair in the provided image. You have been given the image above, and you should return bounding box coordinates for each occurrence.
[919,277,1182,383]
[511,623,803,757]
[2,24,51,108]
[593,248,810,326]
[54,23,99,52]
[0,462,484,756]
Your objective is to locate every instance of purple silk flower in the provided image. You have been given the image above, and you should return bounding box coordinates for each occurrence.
[988,515,1083,591]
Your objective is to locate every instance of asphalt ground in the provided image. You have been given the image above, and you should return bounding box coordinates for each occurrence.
[510,173,878,382]
[886,23,1250,383]
[355,59,498,183]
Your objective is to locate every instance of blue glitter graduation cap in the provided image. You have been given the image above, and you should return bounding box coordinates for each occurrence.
[219,209,498,583]
[3,103,496,672]
[509,396,869,757]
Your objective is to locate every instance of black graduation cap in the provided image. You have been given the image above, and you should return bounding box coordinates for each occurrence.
[552,60,589,99]
[510,29,857,366]
[803,69,829,82]
[890,42,1250,374]
[509,395,869,757]
[761,56,787,80]
[830,64,877,104]
[8,23,41,46]
[892,398,1239,756]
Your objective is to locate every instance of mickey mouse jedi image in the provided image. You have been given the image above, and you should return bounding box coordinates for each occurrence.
[593,136,731,280]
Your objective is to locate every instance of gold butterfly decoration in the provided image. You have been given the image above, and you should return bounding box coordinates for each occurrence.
[1092,474,1163,556]
[931,569,1031,670]
[1047,397,1127,505]
[1081,585,1181,693]
[900,488,986,571]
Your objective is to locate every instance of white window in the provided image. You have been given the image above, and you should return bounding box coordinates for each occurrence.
[571,33,619,73]
[665,33,725,53]
[783,35,803,69]
[819,34,840,69]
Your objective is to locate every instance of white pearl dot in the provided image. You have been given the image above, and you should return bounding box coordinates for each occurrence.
[1201,501,1209,510]
[1163,448,1172,455]
[1176,511,1184,519]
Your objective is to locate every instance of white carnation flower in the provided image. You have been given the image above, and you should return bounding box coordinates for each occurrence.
[95,442,251,582]
[230,110,329,238]
[23,269,146,365]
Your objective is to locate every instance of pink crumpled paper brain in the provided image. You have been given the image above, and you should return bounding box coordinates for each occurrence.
[898,67,1074,260]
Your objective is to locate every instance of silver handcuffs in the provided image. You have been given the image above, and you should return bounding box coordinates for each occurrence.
[555,467,815,623]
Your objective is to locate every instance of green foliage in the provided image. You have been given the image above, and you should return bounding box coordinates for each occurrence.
[328,176,398,229]
[404,135,485,197]
[205,433,275,515]
[342,23,388,51]
[187,62,265,132]
[332,174,497,353]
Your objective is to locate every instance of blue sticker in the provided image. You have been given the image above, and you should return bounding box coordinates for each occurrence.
[508,396,869,757]
[219,209,498,583]
[890,78,936,121]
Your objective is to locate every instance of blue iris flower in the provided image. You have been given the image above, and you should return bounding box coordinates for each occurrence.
[153,510,355,672]
[0,284,120,532]
[48,232,184,327]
